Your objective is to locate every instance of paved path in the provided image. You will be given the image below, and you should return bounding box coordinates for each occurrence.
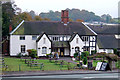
[58,57,77,64]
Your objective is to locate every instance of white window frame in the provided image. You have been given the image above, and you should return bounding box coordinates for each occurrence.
[21,45,26,53]
[42,47,47,54]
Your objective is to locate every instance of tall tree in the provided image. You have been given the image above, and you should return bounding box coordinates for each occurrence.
[12,12,32,27]
[29,10,36,19]
[2,2,16,37]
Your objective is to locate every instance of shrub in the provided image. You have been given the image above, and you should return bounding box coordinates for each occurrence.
[81,51,89,59]
[113,48,117,55]
[91,50,97,55]
[115,60,120,69]
[23,54,28,57]
[46,53,53,58]
[83,57,87,65]
[27,49,37,58]
[17,53,22,58]
[74,53,78,58]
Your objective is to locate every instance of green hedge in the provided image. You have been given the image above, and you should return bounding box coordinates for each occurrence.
[81,51,89,59]
[74,53,78,58]
[27,49,37,58]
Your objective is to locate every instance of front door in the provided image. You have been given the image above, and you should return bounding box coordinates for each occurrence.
[60,48,64,57]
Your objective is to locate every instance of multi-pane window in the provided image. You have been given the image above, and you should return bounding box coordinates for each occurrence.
[20,36,25,40]
[82,36,89,42]
[42,47,47,54]
[32,36,37,40]
[21,45,25,53]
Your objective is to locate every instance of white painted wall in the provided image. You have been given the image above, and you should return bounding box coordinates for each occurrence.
[37,34,51,56]
[96,45,113,53]
[98,49,114,53]
[64,48,69,56]
[70,34,84,57]
[10,35,37,56]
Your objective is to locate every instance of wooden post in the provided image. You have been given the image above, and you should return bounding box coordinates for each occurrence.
[19,64,21,71]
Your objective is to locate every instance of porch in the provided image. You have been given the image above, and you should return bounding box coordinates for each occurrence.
[52,41,70,57]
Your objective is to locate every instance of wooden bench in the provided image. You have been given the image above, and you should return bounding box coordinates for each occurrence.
[49,58,58,62]
[30,63,44,70]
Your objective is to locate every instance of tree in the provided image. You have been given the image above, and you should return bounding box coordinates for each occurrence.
[29,10,36,19]
[2,2,16,37]
[76,19,84,22]
[43,18,50,21]
[101,14,112,23]
[69,18,73,22]
[34,16,42,21]
[12,12,33,27]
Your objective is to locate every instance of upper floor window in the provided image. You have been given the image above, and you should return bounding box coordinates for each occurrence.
[82,36,89,42]
[76,38,79,44]
[43,38,46,44]
[20,36,25,40]
[32,35,37,40]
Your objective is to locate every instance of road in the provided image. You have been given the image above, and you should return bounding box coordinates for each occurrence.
[2,73,119,80]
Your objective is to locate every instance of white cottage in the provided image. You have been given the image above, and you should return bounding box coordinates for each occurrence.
[10,10,98,57]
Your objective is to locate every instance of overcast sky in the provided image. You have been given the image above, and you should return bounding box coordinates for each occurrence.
[14,0,120,18]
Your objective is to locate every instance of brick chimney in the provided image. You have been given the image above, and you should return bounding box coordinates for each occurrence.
[9,25,12,32]
[61,10,69,24]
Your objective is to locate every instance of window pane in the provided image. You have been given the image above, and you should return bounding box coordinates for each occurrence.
[20,36,25,40]
[21,45,25,53]
[32,36,37,40]
[42,47,47,54]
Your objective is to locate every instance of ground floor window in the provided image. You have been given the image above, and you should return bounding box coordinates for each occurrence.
[21,45,26,53]
[75,47,79,53]
[83,46,89,51]
[42,47,47,54]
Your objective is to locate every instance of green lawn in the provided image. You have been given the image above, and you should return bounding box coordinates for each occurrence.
[3,57,76,71]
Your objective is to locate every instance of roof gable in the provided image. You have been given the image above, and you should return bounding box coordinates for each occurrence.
[36,32,51,42]
[69,33,83,42]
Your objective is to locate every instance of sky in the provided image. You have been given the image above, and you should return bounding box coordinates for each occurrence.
[14,0,120,18]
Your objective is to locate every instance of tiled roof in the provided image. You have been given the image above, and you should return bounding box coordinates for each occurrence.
[13,21,95,35]
[97,35,118,49]
[87,24,119,34]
